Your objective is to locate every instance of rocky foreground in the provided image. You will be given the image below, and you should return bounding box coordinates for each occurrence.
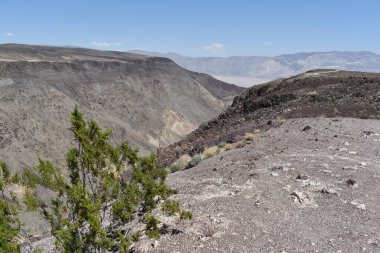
[150,117,379,253]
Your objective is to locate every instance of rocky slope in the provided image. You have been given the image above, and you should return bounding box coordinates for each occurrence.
[154,117,380,252]
[28,118,380,252]
[158,70,380,166]
[0,44,244,170]
[25,70,380,252]
[131,50,380,87]
[151,70,380,252]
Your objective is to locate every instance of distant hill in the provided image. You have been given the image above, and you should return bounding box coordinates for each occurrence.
[130,50,380,87]
[0,44,245,169]
[158,69,380,165]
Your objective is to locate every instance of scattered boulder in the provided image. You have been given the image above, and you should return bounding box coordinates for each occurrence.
[291,191,312,204]
[302,126,312,131]
[350,200,366,210]
[320,188,339,196]
[270,172,279,177]
[296,174,309,180]
[346,179,357,187]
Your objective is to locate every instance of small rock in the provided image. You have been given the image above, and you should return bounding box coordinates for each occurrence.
[271,165,284,171]
[302,180,321,187]
[249,173,258,177]
[320,188,339,195]
[270,172,279,177]
[296,174,308,180]
[291,191,311,204]
[151,240,159,248]
[302,126,311,131]
[346,179,357,187]
[363,131,375,137]
[342,166,357,171]
[350,200,366,210]
[212,168,217,171]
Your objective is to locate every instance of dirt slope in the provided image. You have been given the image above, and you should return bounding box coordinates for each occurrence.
[153,117,380,253]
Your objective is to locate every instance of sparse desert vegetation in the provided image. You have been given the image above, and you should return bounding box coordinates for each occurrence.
[0,107,192,252]
[244,132,254,141]
[202,146,220,159]
[168,133,259,171]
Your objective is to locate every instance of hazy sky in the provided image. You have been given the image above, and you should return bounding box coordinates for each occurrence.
[1,0,379,57]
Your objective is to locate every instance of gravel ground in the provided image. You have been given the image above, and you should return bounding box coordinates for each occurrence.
[150,117,380,253]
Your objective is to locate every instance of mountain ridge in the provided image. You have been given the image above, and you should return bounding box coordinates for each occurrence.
[130,50,380,86]
[0,44,245,170]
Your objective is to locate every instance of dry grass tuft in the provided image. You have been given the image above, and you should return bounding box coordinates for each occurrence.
[172,154,192,171]
[202,146,220,159]
[244,132,254,141]
[235,141,245,149]
[225,143,233,150]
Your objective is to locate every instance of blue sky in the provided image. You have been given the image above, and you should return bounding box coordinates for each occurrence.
[1,0,379,57]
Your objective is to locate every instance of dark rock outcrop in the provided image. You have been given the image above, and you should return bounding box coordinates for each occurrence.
[158,70,380,166]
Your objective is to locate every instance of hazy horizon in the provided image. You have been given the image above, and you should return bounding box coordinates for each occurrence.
[1,0,380,57]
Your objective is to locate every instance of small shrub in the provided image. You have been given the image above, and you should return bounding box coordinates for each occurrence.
[244,133,254,141]
[235,141,245,149]
[187,155,202,169]
[21,169,40,188]
[202,146,220,159]
[162,200,180,216]
[23,189,41,211]
[131,231,141,242]
[170,164,181,173]
[172,154,192,171]
[142,214,161,239]
[0,199,20,252]
[10,172,21,184]
[179,210,193,220]
[217,142,226,148]
[225,143,233,150]
[35,104,176,251]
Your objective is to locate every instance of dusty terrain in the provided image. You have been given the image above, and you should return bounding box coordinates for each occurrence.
[0,44,244,170]
[152,117,380,253]
[28,117,380,253]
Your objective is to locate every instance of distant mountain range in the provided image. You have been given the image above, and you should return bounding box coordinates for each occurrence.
[129,50,380,87]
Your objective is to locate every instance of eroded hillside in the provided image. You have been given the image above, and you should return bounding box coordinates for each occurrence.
[0,44,244,169]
